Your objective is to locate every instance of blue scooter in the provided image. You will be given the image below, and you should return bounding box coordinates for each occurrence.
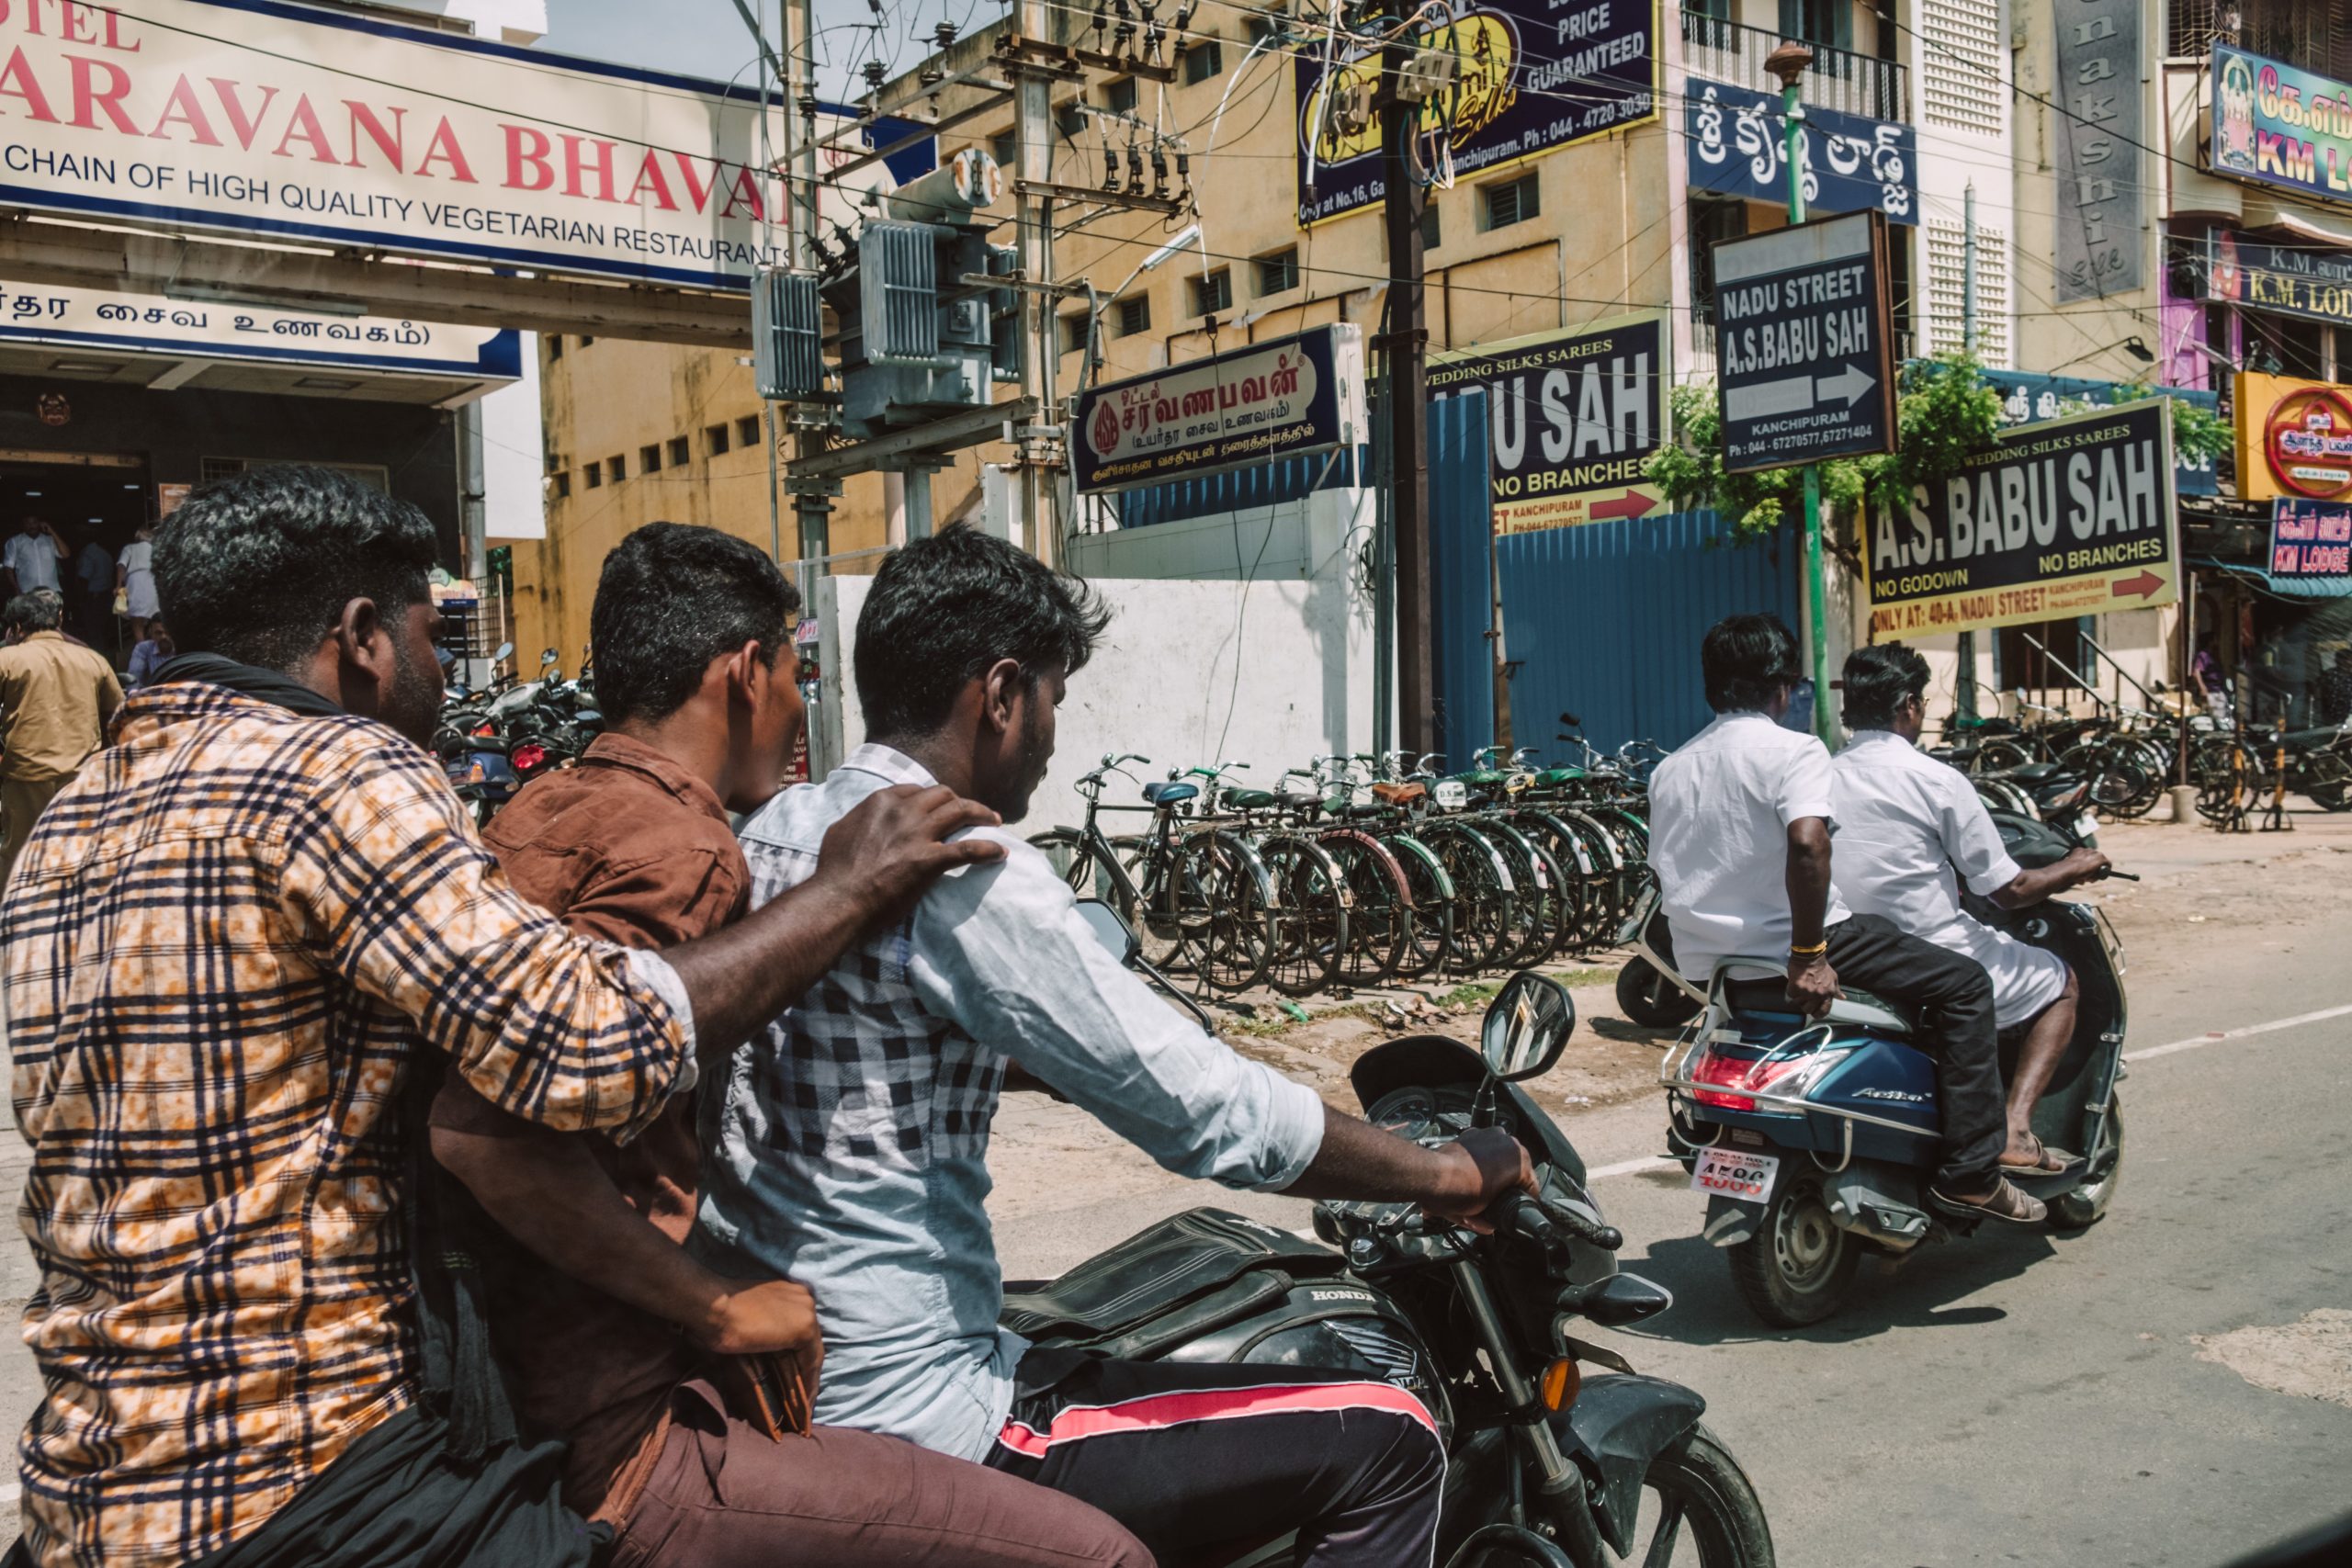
[1637,811,2131,1326]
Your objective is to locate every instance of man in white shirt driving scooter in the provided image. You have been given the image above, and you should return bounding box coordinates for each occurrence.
[1827,642,2110,1179]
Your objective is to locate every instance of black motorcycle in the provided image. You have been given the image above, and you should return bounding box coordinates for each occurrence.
[1002,906,1774,1567]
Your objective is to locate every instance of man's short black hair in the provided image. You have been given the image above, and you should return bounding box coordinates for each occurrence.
[1841,642,1929,730]
[1702,614,1802,713]
[855,524,1112,739]
[156,465,438,672]
[590,522,801,726]
[5,592,58,635]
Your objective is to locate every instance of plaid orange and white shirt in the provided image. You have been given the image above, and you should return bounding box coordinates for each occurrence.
[4,682,695,1568]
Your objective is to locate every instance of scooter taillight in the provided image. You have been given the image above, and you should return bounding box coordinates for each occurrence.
[1689,1046,1824,1112]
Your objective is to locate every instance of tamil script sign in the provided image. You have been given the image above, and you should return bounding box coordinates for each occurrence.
[2271,500,2352,579]
[1977,368,2218,497]
[0,281,520,380]
[1713,211,1896,472]
[2206,231,2352,330]
[2234,373,2352,502]
[1295,0,1658,226]
[1866,399,2178,639]
[1685,78,1916,227]
[2209,43,2352,207]
[1429,312,1665,533]
[1074,325,1362,494]
[2052,0,2143,299]
[0,0,794,288]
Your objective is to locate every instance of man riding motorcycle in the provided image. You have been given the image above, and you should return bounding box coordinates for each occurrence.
[1827,644,2110,1177]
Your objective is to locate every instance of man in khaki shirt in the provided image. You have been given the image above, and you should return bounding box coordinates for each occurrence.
[0,591,121,882]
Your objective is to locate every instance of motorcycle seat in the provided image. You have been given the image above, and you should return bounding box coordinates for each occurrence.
[1140,781,1199,806]
[1992,762,2063,784]
[1001,1208,1344,1344]
[1719,976,1917,1036]
[1372,782,1427,805]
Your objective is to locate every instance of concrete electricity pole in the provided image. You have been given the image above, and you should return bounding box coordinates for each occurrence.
[1012,0,1057,562]
[1765,41,1836,748]
[1956,180,1978,722]
[1378,31,1435,758]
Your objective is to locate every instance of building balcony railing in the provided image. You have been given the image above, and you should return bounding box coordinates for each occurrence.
[1680,9,1910,125]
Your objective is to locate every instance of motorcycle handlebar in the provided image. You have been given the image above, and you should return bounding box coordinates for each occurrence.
[1492,1190,1623,1254]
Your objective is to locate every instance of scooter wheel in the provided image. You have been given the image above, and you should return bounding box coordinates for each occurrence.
[1615,955,1703,1029]
[1728,1173,1859,1328]
[2050,1103,2123,1229]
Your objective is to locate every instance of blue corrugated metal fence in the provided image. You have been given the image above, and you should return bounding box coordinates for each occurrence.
[1429,392,1493,767]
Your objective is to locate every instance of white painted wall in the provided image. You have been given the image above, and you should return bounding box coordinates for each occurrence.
[811,495,1385,833]
[481,344,545,541]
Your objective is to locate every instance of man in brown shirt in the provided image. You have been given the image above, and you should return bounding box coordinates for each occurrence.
[0,591,121,883]
[430,523,1149,1568]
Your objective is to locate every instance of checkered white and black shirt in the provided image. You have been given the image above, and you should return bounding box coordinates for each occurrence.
[697,743,1325,1461]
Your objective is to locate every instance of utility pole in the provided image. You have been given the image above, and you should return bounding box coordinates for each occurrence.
[1765,43,1835,749]
[1378,29,1434,757]
[1956,180,1978,723]
[1012,0,1056,561]
[781,0,829,598]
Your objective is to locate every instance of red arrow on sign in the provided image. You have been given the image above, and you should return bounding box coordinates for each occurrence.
[1588,491,1658,522]
[2109,570,2165,600]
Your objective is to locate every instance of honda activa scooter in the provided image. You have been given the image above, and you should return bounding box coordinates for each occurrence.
[1011,905,1776,1567]
[1637,812,2131,1327]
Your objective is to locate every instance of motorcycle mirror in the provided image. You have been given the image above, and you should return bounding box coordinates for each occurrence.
[492,641,514,663]
[1073,898,1139,967]
[1557,1272,1674,1328]
[1480,972,1575,1081]
[540,649,560,666]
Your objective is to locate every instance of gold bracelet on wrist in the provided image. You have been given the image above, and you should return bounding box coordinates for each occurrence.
[1788,942,1827,957]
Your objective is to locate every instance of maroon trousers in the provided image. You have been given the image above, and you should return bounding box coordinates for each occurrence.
[609,1386,1152,1568]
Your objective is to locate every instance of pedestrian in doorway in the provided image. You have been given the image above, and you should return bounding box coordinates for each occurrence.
[118,522,159,644]
[2192,636,2231,724]
[126,618,174,689]
[0,592,119,885]
[71,529,112,649]
[2,515,66,599]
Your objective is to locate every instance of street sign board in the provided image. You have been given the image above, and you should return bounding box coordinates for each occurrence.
[1073,325,1363,494]
[1865,398,2178,639]
[1429,312,1667,533]
[2271,500,2352,580]
[1713,210,1897,473]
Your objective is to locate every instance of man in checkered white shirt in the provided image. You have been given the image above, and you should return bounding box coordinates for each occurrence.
[700,525,1534,1566]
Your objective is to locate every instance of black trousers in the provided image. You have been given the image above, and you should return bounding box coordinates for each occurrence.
[1826,913,2007,1188]
[984,1356,1446,1567]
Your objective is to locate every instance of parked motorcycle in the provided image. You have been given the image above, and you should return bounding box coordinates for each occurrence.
[1642,812,2130,1326]
[1003,906,1775,1566]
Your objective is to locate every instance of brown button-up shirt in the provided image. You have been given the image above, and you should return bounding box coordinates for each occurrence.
[0,631,121,781]
[432,730,751,1523]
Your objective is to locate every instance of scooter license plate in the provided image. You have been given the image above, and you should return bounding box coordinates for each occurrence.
[2074,813,2099,840]
[1690,1147,1779,1204]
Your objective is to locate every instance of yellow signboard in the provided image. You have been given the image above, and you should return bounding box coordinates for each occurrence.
[2233,371,2352,503]
[1866,399,2177,639]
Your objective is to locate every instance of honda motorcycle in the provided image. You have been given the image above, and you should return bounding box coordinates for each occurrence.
[1639,812,2130,1327]
[1003,905,1776,1567]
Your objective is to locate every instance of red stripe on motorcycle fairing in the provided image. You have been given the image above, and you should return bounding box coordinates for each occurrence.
[994,1380,1439,1461]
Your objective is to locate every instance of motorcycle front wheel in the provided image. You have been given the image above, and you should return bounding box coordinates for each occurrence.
[1611,1424,1778,1568]
[1727,1173,1858,1328]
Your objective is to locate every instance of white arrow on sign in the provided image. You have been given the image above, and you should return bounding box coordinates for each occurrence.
[1724,363,1879,422]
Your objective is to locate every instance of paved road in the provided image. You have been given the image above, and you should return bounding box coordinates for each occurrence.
[990,905,2351,1565]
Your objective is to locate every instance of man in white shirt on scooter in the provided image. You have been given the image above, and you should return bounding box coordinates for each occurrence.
[1827,643,2110,1179]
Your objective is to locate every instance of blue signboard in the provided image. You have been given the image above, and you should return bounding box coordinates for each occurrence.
[2271,500,2352,580]
[1714,211,1897,472]
[2209,43,2352,208]
[1685,77,1917,227]
[1295,0,1659,227]
[1072,326,1362,494]
[1975,369,2219,497]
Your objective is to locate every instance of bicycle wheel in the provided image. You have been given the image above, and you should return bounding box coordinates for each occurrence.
[1511,810,1597,956]
[1318,829,1416,985]
[2305,749,2352,812]
[2057,743,2145,815]
[1480,819,1566,970]
[1419,823,1516,975]
[1172,829,1275,992]
[1381,831,1455,982]
[1555,809,1630,945]
[1259,832,1350,997]
[1972,738,2038,773]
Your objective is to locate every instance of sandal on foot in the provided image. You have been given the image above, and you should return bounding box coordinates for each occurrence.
[1929,1178,2048,1224]
[1997,1134,2075,1175]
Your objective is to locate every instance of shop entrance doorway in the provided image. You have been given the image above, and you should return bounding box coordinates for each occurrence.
[0,448,154,661]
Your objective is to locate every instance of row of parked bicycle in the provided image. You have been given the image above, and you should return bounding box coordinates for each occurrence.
[1935,698,2351,820]
[1028,735,1664,999]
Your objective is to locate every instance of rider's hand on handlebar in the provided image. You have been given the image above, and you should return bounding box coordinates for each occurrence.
[1428,1126,1537,1235]
[2062,847,2112,886]
[1785,951,1843,1020]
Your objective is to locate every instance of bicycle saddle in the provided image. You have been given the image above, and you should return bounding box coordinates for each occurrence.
[1225,788,1276,808]
[1988,762,2063,784]
[1534,768,1583,787]
[1371,782,1427,805]
[1141,781,1199,806]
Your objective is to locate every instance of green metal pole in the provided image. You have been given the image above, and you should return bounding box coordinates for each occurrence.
[1781,76,1836,747]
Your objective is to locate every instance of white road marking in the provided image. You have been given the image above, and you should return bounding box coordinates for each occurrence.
[1577,1005,2352,1183]
[2123,1004,2352,1062]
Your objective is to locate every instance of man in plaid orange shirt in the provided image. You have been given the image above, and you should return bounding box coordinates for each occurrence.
[2,467,1001,1568]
